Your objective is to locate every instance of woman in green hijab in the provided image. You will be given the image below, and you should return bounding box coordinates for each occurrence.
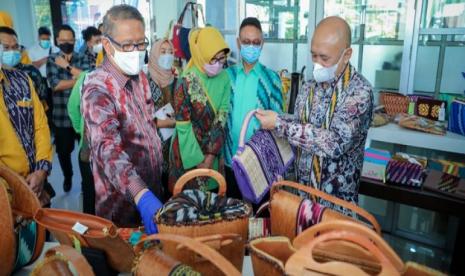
[168,27,231,192]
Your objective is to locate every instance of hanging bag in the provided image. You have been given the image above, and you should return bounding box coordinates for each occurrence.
[172,2,205,60]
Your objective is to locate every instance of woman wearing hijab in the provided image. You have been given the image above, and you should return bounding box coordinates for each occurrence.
[0,11,32,64]
[168,27,231,192]
[148,38,177,199]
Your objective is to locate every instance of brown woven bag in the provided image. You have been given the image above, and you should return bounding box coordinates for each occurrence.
[380,91,409,115]
[269,181,381,241]
[34,208,135,273]
[31,245,94,276]
[155,169,251,275]
[248,236,296,276]
[133,233,241,276]
[0,165,45,276]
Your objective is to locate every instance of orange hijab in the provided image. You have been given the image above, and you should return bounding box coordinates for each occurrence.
[148,38,174,88]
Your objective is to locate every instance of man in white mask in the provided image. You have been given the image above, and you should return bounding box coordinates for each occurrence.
[256,16,373,215]
[81,5,164,232]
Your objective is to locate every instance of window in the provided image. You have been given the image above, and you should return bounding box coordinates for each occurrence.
[32,0,53,30]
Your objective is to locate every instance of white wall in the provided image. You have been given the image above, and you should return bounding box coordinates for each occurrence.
[0,0,36,48]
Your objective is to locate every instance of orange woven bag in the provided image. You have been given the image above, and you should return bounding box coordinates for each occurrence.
[380,92,409,115]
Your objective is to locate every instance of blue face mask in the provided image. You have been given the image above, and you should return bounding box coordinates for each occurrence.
[2,50,21,67]
[39,39,51,49]
[240,44,261,64]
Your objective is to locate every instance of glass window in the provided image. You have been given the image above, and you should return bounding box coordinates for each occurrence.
[413,44,440,93]
[421,0,465,29]
[32,0,52,30]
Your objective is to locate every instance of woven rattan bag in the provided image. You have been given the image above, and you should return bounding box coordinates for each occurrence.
[248,236,296,276]
[31,245,94,276]
[155,169,251,275]
[379,91,409,115]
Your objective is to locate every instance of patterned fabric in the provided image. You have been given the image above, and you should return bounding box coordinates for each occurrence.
[157,189,250,225]
[224,63,283,166]
[15,63,48,101]
[0,68,52,174]
[170,264,201,276]
[296,199,326,235]
[83,47,97,69]
[82,58,163,227]
[13,220,38,271]
[169,70,229,189]
[275,64,373,215]
[46,51,91,127]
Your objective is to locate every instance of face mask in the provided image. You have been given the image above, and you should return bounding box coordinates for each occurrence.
[240,44,261,64]
[39,39,51,49]
[204,61,223,77]
[92,43,102,54]
[0,45,3,68]
[58,42,74,54]
[313,49,347,83]
[111,45,145,76]
[158,53,174,70]
[2,50,21,67]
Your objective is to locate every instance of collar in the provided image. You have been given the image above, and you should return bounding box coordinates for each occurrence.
[239,61,260,75]
[102,57,132,88]
[0,68,4,82]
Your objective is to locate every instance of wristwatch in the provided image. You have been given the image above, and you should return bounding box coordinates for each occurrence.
[66,65,72,72]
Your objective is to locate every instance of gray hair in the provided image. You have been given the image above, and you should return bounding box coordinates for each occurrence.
[102,5,145,37]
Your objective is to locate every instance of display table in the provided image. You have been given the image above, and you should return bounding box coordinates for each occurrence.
[14,242,255,275]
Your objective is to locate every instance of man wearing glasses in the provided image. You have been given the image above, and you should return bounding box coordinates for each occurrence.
[82,5,163,233]
[46,24,91,193]
[224,17,283,200]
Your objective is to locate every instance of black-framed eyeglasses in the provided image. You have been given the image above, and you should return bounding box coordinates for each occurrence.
[106,36,149,52]
[209,55,227,65]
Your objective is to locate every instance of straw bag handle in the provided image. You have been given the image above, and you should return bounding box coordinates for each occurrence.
[238,109,258,149]
[134,233,241,276]
[44,245,95,276]
[271,181,381,234]
[285,231,399,276]
[172,168,227,196]
[293,220,404,273]
[176,233,241,251]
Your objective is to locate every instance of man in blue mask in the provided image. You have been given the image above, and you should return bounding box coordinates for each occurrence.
[224,17,283,200]
[29,26,59,78]
[0,27,48,105]
[256,17,373,215]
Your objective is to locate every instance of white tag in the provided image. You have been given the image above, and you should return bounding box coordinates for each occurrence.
[72,222,89,235]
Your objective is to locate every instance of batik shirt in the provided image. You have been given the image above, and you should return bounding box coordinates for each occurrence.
[82,58,163,227]
[275,64,373,214]
[15,63,48,101]
[46,51,91,128]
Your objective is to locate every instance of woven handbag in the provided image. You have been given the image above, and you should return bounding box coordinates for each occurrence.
[288,220,404,276]
[133,233,241,276]
[0,165,45,276]
[269,181,381,241]
[379,91,409,115]
[34,208,135,273]
[232,110,295,204]
[31,245,94,276]
[248,236,296,276]
[155,169,251,275]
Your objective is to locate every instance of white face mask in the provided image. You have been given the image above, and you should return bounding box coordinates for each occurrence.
[313,49,347,83]
[92,43,102,54]
[158,53,174,70]
[111,45,145,76]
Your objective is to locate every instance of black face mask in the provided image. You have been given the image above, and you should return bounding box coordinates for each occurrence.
[59,42,74,54]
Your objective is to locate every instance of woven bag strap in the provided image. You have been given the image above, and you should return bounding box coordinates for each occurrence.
[172,169,227,196]
[271,181,381,234]
[286,230,399,276]
[238,109,258,149]
[44,245,95,276]
[134,233,241,276]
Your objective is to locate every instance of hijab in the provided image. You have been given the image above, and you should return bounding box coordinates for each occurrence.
[148,38,174,88]
[0,11,13,28]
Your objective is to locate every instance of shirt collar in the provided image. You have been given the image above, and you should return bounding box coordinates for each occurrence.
[238,61,260,75]
[102,57,132,88]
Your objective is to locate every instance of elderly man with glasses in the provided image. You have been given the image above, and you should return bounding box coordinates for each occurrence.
[82,5,163,233]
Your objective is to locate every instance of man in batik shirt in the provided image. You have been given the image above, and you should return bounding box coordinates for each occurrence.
[257,16,373,215]
[82,5,163,233]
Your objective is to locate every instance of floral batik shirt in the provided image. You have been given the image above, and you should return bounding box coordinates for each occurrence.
[275,64,373,215]
[82,58,163,227]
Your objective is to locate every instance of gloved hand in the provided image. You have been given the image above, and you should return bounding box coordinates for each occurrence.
[136,190,163,234]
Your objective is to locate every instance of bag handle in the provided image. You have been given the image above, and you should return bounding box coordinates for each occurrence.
[176,233,241,251]
[285,230,400,276]
[44,245,95,276]
[177,1,196,25]
[293,220,404,273]
[134,233,241,276]
[271,181,382,234]
[237,109,258,150]
[172,168,227,196]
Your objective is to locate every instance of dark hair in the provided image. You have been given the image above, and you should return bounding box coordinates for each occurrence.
[82,26,101,42]
[0,26,17,37]
[240,17,262,32]
[102,5,145,37]
[55,24,75,39]
[38,26,51,36]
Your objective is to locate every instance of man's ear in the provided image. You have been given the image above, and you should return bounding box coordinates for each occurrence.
[343,47,353,64]
[236,37,241,52]
[102,37,113,56]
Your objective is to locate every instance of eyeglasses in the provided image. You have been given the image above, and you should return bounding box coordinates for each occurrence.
[209,55,227,65]
[106,36,149,52]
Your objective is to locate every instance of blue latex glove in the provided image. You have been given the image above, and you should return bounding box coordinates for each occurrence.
[136,191,163,234]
